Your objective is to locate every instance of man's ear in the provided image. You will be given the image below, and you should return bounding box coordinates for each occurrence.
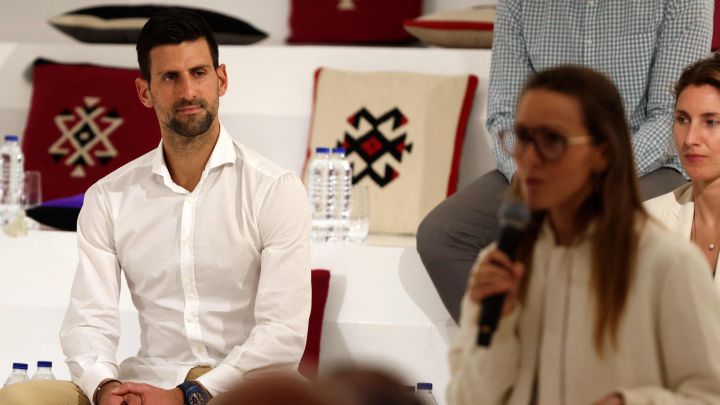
[135,77,153,108]
[217,64,228,97]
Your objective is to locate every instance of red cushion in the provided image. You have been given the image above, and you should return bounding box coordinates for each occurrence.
[299,269,331,380]
[714,0,720,50]
[22,59,160,201]
[288,0,422,44]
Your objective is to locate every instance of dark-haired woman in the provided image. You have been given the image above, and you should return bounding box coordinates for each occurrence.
[448,66,720,405]
[646,54,720,278]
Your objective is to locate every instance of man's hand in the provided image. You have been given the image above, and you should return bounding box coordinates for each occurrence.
[96,380,125,405]
[112,382,184,405]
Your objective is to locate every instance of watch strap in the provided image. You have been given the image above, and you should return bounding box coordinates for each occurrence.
[177,381,211,405]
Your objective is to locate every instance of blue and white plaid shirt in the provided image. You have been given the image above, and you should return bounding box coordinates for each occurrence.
[487,0,713,181]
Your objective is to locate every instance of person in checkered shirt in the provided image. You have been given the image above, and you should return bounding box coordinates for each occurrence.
[417,0,714,322]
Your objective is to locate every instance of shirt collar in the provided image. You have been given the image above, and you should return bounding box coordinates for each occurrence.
[150,124,236,192]
[151,124,236,178]
[206,125,237,170]
[539,216,597,247]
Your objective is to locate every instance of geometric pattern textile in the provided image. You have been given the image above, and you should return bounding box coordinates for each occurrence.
[343,107,413,187]
[306,68,478,234]
[22,59,160,201]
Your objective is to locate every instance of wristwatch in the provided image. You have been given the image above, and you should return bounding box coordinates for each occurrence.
[177,381,211,405]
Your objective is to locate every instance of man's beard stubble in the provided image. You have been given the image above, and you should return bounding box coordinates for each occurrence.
[168,98,215,138]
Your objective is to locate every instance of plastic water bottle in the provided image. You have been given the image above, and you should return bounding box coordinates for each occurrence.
[416,382,438,405]
[31,361,56,381]
[308,147,333,241]
[330,147,352,241]
[3,363,29,387]
[0,135,24,225]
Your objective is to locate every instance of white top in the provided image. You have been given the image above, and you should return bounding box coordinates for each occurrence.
[644,182,720,278]
[59,126,311,399]
[448,218,720,405]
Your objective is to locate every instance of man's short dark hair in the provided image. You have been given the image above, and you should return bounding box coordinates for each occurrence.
[136,9,219,82]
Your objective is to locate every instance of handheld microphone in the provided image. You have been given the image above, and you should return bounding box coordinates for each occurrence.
[477,199,530,347]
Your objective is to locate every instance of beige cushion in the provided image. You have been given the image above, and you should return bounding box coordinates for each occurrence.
[305,68,478,235]
[404,6,495,48]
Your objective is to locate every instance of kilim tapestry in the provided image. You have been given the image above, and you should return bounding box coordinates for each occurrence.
[305,68,478,234]
[22,59,160,201]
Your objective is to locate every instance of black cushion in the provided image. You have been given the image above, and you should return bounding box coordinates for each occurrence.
[48,4,267,45]
[25,193,84,232]
[26,206,80,232]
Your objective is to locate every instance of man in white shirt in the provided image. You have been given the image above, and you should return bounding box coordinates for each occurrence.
[0,9,311,405]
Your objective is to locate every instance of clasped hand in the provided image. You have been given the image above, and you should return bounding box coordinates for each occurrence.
[98,381,184,405]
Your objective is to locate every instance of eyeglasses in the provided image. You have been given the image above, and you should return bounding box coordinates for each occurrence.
[500,127,593,162]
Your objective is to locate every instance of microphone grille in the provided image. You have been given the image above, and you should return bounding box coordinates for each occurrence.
[498,199,530,229]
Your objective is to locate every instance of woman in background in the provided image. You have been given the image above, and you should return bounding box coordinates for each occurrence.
[646,53,720,277]
[447,66,720,405]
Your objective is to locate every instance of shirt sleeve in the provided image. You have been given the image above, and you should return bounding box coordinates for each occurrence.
[485,0,530,181]
[619,237,720,404]
[631,0,712,176]
[59,183,122,400]
[446,248,522,405]
[197,172,311,395]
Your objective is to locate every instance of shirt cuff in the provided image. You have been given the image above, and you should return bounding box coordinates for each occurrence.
[195,363,244,396]
[77,364,119,402]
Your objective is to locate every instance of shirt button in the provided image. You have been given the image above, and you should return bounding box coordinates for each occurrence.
[585,37,592,45]
[185,278,193,286]
[187,316,196,323]
[588,0,594,5]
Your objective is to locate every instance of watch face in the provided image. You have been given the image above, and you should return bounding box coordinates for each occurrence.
[189,392,204,405]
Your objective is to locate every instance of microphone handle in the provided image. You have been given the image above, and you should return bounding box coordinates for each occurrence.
[477,293,506,346]
[476,225,522,347]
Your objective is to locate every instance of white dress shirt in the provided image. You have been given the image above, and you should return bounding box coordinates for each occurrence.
[59,126,311,399]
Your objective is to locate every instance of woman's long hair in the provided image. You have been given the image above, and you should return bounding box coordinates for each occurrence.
[513,66,646,356]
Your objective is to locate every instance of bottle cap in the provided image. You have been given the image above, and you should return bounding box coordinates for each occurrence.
[416,382,432,390]
[37,361,52,368]
[4,135,19,142]
[332,147,346,154]
[315,147,330,154]
[12,363,28,370]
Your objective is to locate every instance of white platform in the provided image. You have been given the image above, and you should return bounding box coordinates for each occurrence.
[0,230,457,404]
